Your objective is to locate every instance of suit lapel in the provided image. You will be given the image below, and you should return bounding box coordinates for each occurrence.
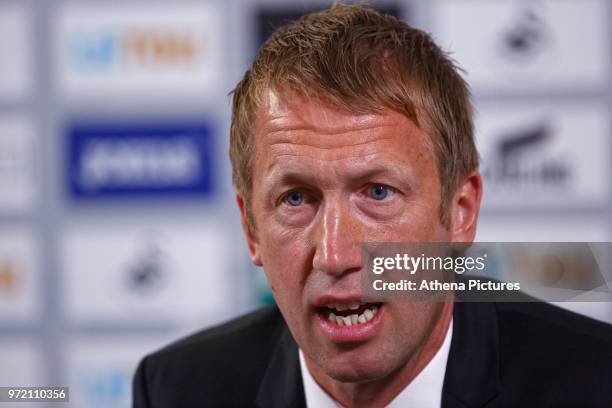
[442,301,502,408]
[256,326,307,408]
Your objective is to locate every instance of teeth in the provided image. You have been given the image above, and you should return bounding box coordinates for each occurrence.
[326,302,362,312]
[327,305,380,326]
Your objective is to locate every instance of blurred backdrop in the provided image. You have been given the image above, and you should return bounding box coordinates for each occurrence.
[0,0,610,406]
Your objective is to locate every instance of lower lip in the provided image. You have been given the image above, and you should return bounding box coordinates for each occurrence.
[315,305,385,343]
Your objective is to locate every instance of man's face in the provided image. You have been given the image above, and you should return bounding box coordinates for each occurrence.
[239,92,477,382]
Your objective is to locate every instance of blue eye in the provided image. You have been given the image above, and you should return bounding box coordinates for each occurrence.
[284,191,304,206]
[368,184,390,200]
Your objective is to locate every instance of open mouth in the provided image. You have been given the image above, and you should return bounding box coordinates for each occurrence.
[319,302,383,326]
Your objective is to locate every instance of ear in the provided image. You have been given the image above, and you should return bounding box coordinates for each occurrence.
[236,194,263,266]
[449,171,483,243]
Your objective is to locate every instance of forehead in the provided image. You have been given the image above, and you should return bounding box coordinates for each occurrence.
[253,90,434,157]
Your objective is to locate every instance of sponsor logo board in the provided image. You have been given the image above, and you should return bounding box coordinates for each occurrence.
[0,115,38,213]
[61,221,232,325]
[0,4,33,100]
[66,122,215,199]
[55,3,224,97]
[0,338,43,395]
[476,102,609,208]
[0,228,41,323]
[433,0,609,91]
[66,337,171,408]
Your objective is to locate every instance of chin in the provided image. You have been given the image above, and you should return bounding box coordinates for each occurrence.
[318,349,400,384]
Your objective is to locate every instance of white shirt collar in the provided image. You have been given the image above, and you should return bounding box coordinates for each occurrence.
[299,318,453,408]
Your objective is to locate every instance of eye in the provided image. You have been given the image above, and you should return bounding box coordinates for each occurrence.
[283,190,305,206]
[368,184,392,200]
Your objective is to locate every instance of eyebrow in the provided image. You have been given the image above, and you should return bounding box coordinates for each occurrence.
[263,162,415,194]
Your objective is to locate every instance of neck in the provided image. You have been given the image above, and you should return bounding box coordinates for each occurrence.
[305,300,454,408]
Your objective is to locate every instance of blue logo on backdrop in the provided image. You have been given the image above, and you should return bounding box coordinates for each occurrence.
[78,367,129,408]
[71,32,118,71]
[67,123,214,198]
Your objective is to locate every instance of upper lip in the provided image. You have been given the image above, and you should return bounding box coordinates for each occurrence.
[311,293,365,308]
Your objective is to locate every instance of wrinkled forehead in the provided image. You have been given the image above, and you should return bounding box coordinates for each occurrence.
[255,88,431,138]
[251,89,438,175]
[255,89,396,138]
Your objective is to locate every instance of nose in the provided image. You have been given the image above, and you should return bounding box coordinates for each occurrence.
[312,196,362,278]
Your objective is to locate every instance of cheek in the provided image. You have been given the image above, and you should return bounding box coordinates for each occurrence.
[397,190,446,238]
[259,225,312,299]
[259,234,313,336]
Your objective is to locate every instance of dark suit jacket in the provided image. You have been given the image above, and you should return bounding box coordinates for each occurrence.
[133,301,612,407]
